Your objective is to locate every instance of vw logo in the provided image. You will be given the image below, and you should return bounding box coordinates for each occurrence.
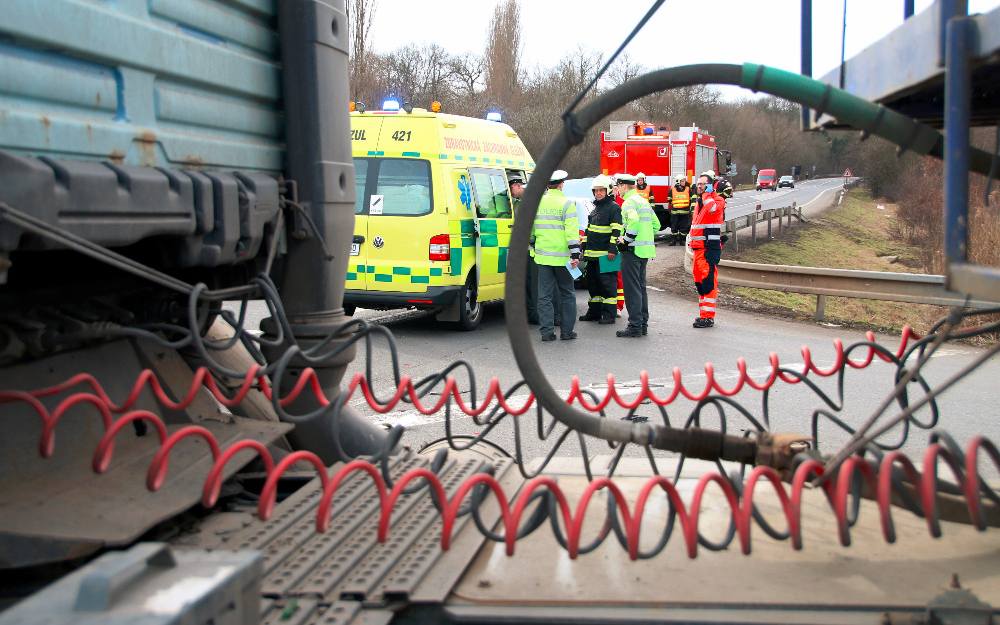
[373,235,385,248]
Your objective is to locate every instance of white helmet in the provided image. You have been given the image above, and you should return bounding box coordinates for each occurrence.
[675,174,687,184]
[591,174,613,192]
[636,172,647,180]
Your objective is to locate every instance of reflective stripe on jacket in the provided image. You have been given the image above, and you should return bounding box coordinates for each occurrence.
[619,189,659,259]
[688,191,725,251]
[532,189,581,267]
[636,185,654,204]
[583,196,623,258]
[668,185,691,212]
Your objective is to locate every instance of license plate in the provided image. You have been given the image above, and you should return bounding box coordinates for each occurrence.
[350,243,360,256]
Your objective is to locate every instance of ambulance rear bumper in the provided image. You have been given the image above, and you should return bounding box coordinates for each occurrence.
[343,287,460,310]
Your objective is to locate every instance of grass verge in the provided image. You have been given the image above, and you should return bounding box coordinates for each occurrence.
[726,189,948,335]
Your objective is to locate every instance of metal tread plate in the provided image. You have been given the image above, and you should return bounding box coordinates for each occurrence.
[205,450,518,622]
[265,454,430,596]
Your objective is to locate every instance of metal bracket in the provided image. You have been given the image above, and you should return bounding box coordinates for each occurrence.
[924,586,994,625]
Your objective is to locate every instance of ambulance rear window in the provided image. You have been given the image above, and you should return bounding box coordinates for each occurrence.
[353,158,433,216]
[353,159,369,214]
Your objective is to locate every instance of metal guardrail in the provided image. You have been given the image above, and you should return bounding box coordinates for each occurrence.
[723,203,803,253]
[719,260,999,320]
[678,182,1000,319]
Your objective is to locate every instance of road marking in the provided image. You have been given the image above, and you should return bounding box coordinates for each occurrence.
[798,185,841,209]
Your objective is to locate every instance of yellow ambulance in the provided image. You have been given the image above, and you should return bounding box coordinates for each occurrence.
[345,102,534,330]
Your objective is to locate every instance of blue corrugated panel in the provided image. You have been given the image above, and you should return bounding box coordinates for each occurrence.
[0,0,283,172]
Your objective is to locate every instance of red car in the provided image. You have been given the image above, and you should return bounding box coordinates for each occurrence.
[756,168,778,191]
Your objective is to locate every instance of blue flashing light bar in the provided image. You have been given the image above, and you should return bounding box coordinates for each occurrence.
[382,99,401,111]
[486,111,502,122]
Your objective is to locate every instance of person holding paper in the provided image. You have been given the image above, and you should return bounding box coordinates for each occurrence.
[578,175,623,325]
[531,170,581,341]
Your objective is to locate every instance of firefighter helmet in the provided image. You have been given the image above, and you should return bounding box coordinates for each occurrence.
[591,174,613,192]
[699,170,716,182]
[636,172,647,180]
[675,174,687,184]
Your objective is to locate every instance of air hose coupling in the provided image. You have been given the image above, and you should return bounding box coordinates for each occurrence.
[754,431,814,474]
[650,425,758,464]
[649,425,811,471]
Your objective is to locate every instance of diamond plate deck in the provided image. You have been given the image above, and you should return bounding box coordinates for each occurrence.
[199,449,518,624]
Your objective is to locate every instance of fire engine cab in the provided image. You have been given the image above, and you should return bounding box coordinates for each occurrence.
[600,121,733,229]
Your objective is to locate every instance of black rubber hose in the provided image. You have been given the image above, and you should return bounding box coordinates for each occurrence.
[505,65,744,450]
[504,62,987,450]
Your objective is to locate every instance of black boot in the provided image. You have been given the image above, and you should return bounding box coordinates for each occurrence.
[693,317,714,329]
[616,326,643,338]
[599,303,616,324]
[579,305,601,321]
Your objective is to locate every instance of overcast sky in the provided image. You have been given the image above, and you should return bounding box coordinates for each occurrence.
[366,0,999,99]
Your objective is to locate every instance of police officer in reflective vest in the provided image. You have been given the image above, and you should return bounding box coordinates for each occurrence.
[579,175,622,325]
[689,171,725,328]
[666,174,692,246]
[532,169,581,341]
[615,173,659,338]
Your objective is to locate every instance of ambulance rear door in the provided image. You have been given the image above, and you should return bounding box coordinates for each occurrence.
[467,167,513,302]
[347,115,382,295]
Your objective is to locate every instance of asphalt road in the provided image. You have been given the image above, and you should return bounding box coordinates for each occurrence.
[724,177,850,220]
[226,179,998,472]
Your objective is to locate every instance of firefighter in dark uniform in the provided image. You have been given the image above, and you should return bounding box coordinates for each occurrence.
[578,175,623,324]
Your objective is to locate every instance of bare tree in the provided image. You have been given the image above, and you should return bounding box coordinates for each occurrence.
[449,54,486,100]
[378,44,457,106]
[484,0,523,110]
[606,53,643,88]
[348,0,377,103]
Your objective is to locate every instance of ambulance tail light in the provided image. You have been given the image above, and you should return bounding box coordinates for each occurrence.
[429,234,451,261]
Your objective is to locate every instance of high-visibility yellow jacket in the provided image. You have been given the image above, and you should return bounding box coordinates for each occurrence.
[532,189,581,267]
[620,189,659,259]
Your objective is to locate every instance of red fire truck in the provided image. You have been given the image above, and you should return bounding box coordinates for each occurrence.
[600,121,733,229]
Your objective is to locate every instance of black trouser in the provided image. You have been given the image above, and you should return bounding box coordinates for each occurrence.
[669,212,691,242]
[536,263,576,337]
[621,251,649,330]
[583,259,618,321]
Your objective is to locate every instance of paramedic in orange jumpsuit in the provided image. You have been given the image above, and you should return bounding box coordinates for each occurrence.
[689,172,725,328]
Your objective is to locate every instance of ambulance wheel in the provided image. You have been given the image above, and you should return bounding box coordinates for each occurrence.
[455,275,482,331]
